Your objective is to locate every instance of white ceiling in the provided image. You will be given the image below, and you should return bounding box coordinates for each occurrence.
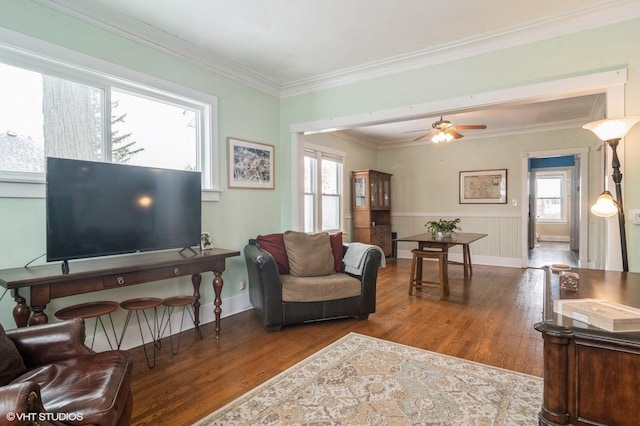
[34,0,637,145]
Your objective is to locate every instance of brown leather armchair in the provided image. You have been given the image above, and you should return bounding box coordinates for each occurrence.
[1,318,133,426]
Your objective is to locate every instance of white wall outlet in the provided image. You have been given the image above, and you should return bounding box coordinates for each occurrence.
[511,199,518,207]
[240,279,247,290]
[630,209,640,225]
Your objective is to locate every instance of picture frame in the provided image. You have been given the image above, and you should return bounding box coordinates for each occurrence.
[200,232,213,251]
[459,169,507,204]
[227,137,275,189]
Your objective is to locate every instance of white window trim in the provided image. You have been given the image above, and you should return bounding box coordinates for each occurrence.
[535,170,569,224]
[304,142,346,233]
[0,27,220,201]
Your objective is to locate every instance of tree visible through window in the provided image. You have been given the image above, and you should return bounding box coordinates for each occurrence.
[0,60,204,180]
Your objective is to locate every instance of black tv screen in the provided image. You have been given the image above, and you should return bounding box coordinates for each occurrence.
[46,157,202,262]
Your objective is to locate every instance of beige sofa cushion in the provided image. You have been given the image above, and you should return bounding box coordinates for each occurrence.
[281,273,361,302]
[283,231,335,277]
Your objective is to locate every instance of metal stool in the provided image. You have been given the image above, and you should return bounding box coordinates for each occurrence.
[160,295,202,355]
[55,301,119,350]
[409,248,449,299]
[119,297,163,368]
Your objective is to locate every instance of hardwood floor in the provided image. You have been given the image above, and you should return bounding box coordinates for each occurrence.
[528,241,579,268]
[129,259,545,425]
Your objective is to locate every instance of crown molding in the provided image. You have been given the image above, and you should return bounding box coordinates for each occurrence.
[34,0,640,99]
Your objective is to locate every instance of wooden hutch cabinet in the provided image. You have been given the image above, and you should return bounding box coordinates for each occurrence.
[351,169,392,256]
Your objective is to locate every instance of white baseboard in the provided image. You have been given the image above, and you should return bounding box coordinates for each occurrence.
[537,235,570,242]
[90,292,253,352]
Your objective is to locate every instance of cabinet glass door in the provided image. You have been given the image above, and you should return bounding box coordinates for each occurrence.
[383,179,390,207]
[354,177,367,206]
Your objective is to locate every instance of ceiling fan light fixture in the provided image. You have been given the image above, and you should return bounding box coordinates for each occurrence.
[431,131,453,143]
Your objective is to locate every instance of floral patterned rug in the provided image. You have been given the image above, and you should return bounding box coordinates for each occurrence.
[195,332,542,425]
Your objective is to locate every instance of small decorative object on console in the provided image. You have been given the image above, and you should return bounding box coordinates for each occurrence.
[200,232,213,250]
[559,271,579,291]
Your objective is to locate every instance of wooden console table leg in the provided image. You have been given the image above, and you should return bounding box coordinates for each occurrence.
[12,290,31,328]
[539,331,571,425]
[191,273,202,335]
[28,306,49,326]
[212,271,223,340]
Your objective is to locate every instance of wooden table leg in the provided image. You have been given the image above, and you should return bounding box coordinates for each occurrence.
[463,244,472,277]
[191,273,202,337]
[212,271,223,340]
[12,290,31,328]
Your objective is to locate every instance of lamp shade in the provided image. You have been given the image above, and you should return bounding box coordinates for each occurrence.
[590,191,618,217]
[583,116,640,141]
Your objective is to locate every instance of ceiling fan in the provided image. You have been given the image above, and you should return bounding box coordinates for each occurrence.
[412,116,487,142]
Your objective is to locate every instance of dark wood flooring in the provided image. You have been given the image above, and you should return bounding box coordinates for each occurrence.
[128,259,545,425]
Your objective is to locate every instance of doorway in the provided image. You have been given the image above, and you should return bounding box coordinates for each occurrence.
[527,158,579,268]
[521,147,588,268]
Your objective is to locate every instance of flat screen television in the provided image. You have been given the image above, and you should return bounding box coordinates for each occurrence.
[46,157,202,264]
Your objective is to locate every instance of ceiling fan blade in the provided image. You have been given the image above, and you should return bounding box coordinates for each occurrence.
[448,129,464,139]
[453,125,487,130]
[403,129,429,134]
[413,133,432,142]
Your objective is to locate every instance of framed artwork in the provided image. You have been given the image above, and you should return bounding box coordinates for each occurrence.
[227,137,275,189]
[459,169,507,204]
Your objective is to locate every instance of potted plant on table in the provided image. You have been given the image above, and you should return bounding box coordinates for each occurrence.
[425,218,461,239]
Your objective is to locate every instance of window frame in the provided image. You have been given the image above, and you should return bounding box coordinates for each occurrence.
[303,143,345,234]
[0,29,220,200]
[535,170,569,223]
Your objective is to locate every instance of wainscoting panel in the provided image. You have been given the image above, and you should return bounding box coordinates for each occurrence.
[383,213,522,267]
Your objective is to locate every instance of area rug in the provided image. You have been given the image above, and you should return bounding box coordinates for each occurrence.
[194,333,542,425]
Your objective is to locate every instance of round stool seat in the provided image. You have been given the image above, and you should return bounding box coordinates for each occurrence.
[120,297,163,311]
[163,295,196,308]
[55,301,119,320]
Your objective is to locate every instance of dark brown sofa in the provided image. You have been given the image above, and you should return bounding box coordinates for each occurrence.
[0,318,133,426]
[244,231,382,331]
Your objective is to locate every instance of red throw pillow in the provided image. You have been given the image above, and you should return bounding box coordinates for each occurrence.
[329,232,344,272]
[257,233,290,274]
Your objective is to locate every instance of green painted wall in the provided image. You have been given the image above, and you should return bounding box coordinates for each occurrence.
[0,0,281,329]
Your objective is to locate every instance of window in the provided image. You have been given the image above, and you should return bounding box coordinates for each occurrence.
[303,144,344,233]
[0,41,218,199]
[535,171,568,222]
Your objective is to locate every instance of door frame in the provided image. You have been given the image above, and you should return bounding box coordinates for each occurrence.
[521,148,588,267]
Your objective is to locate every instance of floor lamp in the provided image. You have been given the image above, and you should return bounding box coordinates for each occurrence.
[583,116,640,272]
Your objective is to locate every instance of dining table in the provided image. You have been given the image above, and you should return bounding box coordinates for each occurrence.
[394,232,487,277]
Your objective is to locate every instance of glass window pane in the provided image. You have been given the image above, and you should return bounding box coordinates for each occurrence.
[304,194,314,232]
[0,63,104,172]
[304,156,316,193]
[321,158,339,194]
[322,195,339,231]
[111,90,197,170]
[537,177,562,197]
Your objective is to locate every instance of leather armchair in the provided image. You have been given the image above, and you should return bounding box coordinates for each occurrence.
[245,239,382,331]
[1,318,133,426]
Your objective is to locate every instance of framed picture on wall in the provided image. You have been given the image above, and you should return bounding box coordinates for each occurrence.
[459,169,507,204]
[227,137,275,189]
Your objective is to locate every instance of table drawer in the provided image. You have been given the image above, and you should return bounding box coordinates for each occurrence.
[104,265,187,288]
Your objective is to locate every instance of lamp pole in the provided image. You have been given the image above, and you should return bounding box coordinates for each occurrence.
[607,138,628,272]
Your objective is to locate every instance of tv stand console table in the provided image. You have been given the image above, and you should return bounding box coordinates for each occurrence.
[0,248,240,340]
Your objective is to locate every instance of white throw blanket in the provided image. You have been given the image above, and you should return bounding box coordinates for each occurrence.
[343,242,386,275]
